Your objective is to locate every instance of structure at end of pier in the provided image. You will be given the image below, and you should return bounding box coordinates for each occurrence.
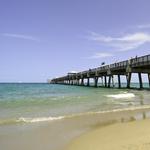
[50,54,150,89]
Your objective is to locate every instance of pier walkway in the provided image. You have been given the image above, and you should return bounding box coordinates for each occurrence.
[50,54,150,89]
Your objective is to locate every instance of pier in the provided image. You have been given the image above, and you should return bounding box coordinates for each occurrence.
[50,54,150,89]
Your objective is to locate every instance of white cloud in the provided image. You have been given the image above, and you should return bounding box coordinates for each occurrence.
[88,32,150,51]
[2,33,40,42]
[88,52,113,59]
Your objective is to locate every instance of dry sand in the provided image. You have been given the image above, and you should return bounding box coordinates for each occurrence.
[65,119,150,150]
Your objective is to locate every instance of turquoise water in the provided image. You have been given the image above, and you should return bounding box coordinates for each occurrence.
[0,83,150,125]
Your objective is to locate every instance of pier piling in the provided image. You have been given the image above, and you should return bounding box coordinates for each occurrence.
[138,73,143,89]
[118,75,121,88]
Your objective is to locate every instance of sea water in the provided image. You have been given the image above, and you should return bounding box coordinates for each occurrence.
[0,83,150,125]
[0,83,150,150]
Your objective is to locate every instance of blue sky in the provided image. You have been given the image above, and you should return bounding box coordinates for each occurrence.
[0,0,150,82]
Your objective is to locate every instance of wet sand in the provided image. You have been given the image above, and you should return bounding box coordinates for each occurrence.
[1,106,150,150]
[65,119,150,150]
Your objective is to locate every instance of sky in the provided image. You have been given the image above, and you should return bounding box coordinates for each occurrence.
[0,0,150,82]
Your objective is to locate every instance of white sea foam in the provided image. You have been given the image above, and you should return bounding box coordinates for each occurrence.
[96,105,150,114]
[17,116,65,123]
[20,106,150,123]
[106,93,135,99]
[62,105,150,118]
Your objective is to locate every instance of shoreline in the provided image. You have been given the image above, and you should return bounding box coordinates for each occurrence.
[1,105,150,150]
[64,118,150,150]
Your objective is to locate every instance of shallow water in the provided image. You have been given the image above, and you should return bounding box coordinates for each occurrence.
[0,83,150,150]
[0,83,150,123]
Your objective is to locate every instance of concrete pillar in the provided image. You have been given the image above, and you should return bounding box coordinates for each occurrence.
[81,78,84,86]
[108,76,111,88]
[118,75,121,88]
[74,79,77,85]
[126,73,132,88]
[75,80,77,85]
[101,77,103,86]
[94,77,98,87]
[112,75,115,87]
[148,73,150,88]
[73,80,75,85]
[76,79,79,85]
[87,78,90,86]
[74,80,76,85]
[79,79,81,85]
[104,76,107,87]
[138,73,143,89]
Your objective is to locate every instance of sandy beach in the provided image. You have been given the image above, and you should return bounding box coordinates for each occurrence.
[1,104,150,150]
[65,118,150,150]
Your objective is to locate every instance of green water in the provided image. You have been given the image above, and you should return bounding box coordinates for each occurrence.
[0,83,150,125]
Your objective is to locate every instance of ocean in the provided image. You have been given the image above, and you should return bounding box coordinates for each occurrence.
[0,83,150,150]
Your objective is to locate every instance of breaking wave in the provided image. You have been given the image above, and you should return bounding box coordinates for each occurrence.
[17,116,65,123]
[1,105,150,126]
[106,93,135,99]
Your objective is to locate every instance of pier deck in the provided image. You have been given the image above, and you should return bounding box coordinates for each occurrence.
[50,54,150,89]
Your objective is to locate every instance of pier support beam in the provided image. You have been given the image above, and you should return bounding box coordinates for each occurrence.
[77,79,79,86]
[87,78,90,86]
[108,76,111,88]
[81,78,84,86]
[138,73,143,89]
[112,75,115,87]
[118,75,121,88]
[126,73,132,88]
[148,73,150,88]
[101,77,103,86]
[94,77,98,87]
[104,76,107,87]
[75,79,78,85]
[73,80,75,85]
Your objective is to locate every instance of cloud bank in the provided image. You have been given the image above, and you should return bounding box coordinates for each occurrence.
[88,52,113,59]
[2,33,39,42]
[88,31,150,51]
[137,24,150,29]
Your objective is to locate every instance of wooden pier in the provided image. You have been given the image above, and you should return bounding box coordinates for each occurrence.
[50,54,150,89]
